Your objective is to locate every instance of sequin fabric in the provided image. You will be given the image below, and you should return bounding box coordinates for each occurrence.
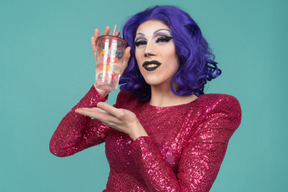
[50,85,242,192]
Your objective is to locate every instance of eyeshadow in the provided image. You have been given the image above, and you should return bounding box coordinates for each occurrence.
[153,29,172,38]
[134,34,146,42]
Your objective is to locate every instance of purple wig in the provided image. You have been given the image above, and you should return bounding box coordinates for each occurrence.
[119,5,221,101]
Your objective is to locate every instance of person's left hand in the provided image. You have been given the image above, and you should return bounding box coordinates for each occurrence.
[75,102,148,141]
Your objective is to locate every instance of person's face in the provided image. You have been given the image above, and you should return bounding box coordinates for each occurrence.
[134,20,178,87]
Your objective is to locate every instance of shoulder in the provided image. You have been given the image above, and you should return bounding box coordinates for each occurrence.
[195,93,242,129]
[198,93,241,110]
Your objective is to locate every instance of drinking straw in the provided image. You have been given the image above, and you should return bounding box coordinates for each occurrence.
[112,25,117,36]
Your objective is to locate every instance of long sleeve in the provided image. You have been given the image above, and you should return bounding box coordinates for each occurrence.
[130,95,241,192]
[50,85,111,157]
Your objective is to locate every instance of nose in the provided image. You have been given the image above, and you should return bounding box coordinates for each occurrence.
[144,52,154,57]
[144,41,155,57]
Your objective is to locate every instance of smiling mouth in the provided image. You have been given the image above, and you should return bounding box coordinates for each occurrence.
[142,60,162,71]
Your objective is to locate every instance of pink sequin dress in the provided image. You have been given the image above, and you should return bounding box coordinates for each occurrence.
[50,85,241,192]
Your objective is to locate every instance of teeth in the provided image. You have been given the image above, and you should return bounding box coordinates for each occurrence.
[146,64,158,68]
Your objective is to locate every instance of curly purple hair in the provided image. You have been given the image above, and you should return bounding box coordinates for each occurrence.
[119,5,221,101]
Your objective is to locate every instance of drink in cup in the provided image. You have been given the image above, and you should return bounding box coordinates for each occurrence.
[94,29,128,91]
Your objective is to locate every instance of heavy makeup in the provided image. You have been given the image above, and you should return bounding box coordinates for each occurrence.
[134,20,179,88]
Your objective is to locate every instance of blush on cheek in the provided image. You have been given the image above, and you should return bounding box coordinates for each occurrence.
[165,45,177,61]
[166,53,179,68]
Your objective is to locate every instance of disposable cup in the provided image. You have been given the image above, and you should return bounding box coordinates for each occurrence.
[95,35,128,91]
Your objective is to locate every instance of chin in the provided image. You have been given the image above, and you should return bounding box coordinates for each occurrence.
[143,78,160,86]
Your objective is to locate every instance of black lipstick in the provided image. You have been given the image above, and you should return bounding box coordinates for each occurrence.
[142,60,162,71]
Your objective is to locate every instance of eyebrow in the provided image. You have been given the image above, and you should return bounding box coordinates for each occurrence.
[153,28,171,35]
[135,28,171,39]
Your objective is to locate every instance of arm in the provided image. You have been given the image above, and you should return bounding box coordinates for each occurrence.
[131,95,242,191]
[50,26,130,157]
[75,91,148,141]
[49,85,111,157]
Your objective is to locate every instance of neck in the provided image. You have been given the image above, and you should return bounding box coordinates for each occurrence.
[149,83,198,107]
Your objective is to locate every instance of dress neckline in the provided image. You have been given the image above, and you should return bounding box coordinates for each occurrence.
[144,94,202,110]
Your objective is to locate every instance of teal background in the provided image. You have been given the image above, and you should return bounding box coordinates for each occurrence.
[1,0,287,191]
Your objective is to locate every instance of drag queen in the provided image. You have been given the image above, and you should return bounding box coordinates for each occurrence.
[50,5,241,192]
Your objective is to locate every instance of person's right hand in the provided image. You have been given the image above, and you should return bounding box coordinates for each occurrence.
[91,26,131,97]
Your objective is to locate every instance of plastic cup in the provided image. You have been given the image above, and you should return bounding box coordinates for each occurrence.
[95,35,128,91]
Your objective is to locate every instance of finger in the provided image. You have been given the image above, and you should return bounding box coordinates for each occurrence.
[94,28,100,39]
[91,29,99,56]
[91,36,97,56]
[75,107,121,127]
[121,47,131,74]
[75,107,104,119]
[103,26,110,36]
[97,102,123,118]
[114,31,120,37]
[91,36,96,47]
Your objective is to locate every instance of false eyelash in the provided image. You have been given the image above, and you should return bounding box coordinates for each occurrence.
[155,36,173,43]
[134,40,147,47]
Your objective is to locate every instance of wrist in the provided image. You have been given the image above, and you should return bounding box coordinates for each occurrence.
[94,83,110,98]
[129,121,148,141]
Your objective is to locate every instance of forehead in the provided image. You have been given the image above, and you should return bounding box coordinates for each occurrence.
[136,20,170,34]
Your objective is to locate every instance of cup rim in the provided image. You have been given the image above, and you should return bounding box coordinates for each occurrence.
[96,35,128,47]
